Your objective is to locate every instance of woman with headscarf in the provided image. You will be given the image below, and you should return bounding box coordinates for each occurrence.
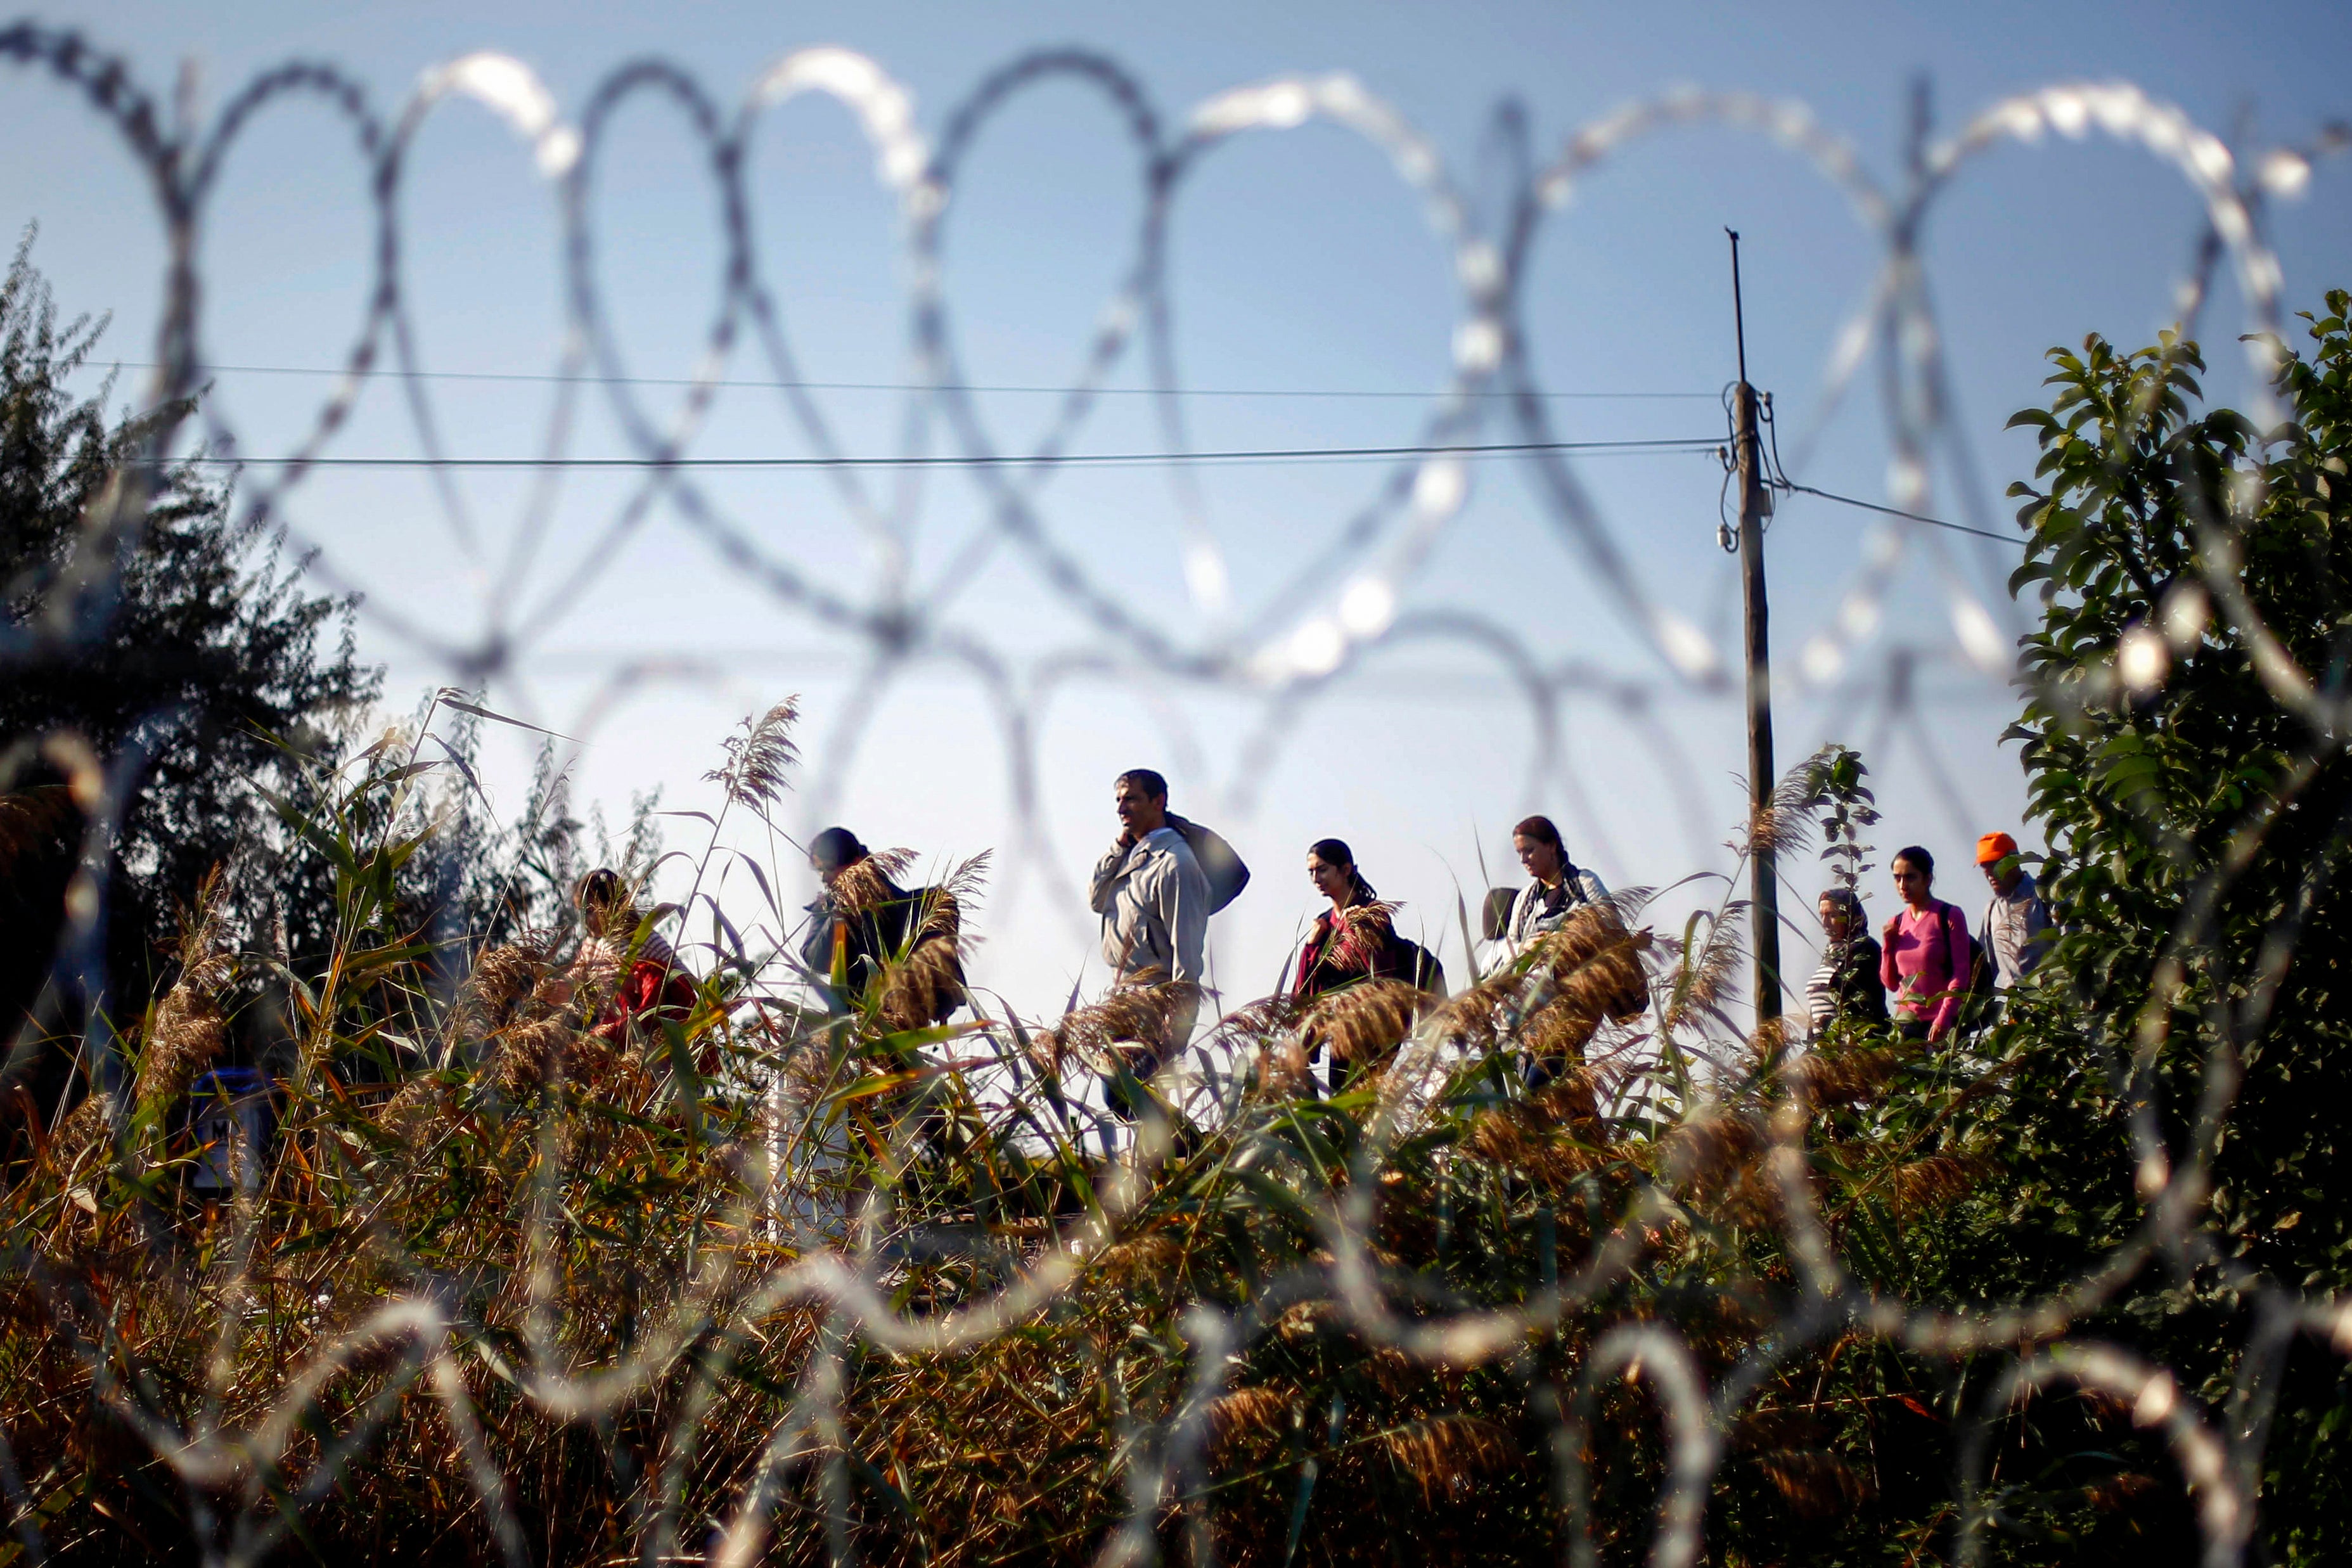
[799,826,966,1030]
[1290,839,1411,1004]
[1804,886,1888,1036]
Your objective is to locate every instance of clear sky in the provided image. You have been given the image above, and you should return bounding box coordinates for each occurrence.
[6,1,2347,1020]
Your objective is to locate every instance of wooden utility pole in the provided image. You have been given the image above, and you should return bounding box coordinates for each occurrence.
[1727,229,1782,1024]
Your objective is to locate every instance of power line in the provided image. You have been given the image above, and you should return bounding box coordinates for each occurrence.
[94,359,1719,401]
[1780,482,2019,546]
[143,435,1722,471]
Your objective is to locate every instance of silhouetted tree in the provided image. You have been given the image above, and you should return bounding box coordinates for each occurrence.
[0,227,379,1003]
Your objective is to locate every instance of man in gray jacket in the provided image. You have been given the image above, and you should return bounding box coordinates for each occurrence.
[1089,769,1211,1056]
[1974,831,2053,989]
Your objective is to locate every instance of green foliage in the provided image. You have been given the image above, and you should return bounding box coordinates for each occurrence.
[8,271,2352,1564]
[0,228,378,984]
[1992,297,2352,1558]
[1794,743,1881,896]
[0,713,2194,1567]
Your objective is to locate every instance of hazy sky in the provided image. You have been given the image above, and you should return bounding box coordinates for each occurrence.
[8,1,2347,1019]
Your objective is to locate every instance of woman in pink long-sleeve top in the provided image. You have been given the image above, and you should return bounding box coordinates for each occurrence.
[1879,845,1973,1043]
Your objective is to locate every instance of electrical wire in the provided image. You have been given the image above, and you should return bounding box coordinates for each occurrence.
[1714,376,2019,548]
[136,435,1723,471]
[1778,482,2019,546]
[93,359,1718,401]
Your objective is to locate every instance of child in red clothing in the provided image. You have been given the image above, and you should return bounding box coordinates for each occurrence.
[1879,845,1972,1043]
[572,868,702,1058]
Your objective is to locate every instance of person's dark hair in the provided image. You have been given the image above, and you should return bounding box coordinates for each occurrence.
[575,867,641,937]
[1308,837,1375,901]
[576,867,627,914]
[1893,845,1935,880]
[1116,768,1169,803]
[1819,886,1865,925]
[809,826,869,871]
[1513,814,1564,852]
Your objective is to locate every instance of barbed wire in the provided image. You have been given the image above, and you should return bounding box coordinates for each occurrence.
[0,19,2348,1567]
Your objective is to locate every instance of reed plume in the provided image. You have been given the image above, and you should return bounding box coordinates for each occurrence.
[1465,1064,1624,1189]
[1323,898,1399,974]
[489,1014,585,1095]
[1790,1042,1904,1107]
[1661,1111,1763,1203]
[830,849,916,913]
[1212,994,1305,1055]
[134,868,234,1111]
[374,1074,446,1145]
[456,930,560,1041]
[1036,984,1192,1074]
[1446,906,1650,1073]
[1747,755,1828,864]
[1661,910,1744,1036]
[2083,1472,2162,1511]
[1886,1150,1995,1217]
[1463,1100,1611,1189]
[1296,978,1427,1074]
[835,852,982,1031]
[1380,1413,1513,1505]
[1428,967,1522,1051]
[1524,902,1647,1002]
[1216,995,1309,1093]
[704,698,801,819]
[1093,1233,1185,1289]
[1751,1448,1874,1519]
[1732,1408,1830,1452]
[878,916,965,1033]
[1206,1386,1292,1463]
[929,850,993,938]
[0,783,84,877]
[1746,1013,1801,1072]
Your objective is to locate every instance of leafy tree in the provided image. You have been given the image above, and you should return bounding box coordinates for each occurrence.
[0,228,378,997]
[1988,295,2352,1558]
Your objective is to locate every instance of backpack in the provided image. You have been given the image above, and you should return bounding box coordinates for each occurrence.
[1166,813,1251,914]
[1969,896,1999,1000]
[1479,887,1517,943]
[1389,932,1447,998]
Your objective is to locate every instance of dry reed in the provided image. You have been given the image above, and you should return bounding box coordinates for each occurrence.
[1297,978,1429,1074]
[1886,1150,1996,1218]
[1752,1448,1875,1519]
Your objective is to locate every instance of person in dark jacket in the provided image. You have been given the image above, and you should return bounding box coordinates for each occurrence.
[799,827,965,1030]
[1803,887,1887,1036]
[1291,839,1408,1005]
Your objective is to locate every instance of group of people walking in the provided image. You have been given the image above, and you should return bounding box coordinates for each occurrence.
[787,769,1616,1051]
[574,764,2053,1070]
[1803,832,2054,1044]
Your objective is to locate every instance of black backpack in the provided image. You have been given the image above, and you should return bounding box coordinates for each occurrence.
[1166,814,1251,914]
[1387,931,1448,997]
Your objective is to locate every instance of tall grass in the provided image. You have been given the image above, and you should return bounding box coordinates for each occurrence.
[0,721,2179,1565]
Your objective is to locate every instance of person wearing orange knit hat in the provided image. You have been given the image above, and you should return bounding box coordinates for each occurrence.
[1974,832,2053,991]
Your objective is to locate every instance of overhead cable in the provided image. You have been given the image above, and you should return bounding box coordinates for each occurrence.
[143,435,1723,471]
[96,359,1718,401]
[1780,482,2021,546]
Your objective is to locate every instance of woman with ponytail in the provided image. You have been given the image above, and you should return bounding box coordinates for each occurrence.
[1879,845,1973,1044]
[1290,839,1407,1004]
